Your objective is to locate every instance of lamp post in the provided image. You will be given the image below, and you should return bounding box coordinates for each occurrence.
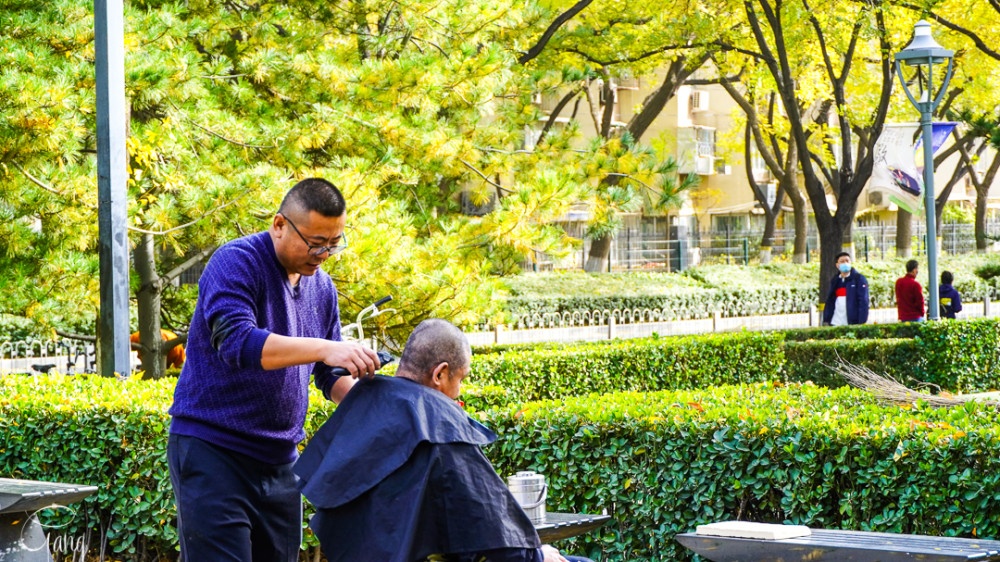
[894,20,954,321]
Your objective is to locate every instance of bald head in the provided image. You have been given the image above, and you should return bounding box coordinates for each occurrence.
[396,319,471,398]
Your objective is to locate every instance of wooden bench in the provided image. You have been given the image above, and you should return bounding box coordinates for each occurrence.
[677,527,1000,562]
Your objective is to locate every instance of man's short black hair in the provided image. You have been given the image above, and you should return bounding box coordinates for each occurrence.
[835,252,851,261]
[398,319,471,382]
[941,270,954,284]
[906,259,919,273]
[279,178,346,217]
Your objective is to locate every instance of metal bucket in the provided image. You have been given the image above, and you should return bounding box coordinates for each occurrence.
[507,471,547,524]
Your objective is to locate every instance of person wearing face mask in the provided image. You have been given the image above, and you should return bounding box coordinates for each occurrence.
[822,251,870,326]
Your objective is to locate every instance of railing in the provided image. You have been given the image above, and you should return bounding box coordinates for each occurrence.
[532,222,1000,273]
[464,299,1000,346]
[0,339,98,375]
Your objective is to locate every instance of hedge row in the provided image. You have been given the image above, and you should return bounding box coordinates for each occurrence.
[781,319,1000,392]
[464,319,1000,413]
[0,375,337,560]
[8,377,998,561]
[468,331,785,403]
[484,383,1000,561]
[502,287,818,325]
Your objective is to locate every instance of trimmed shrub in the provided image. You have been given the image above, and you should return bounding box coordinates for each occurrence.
[0,375,337,560]
[485,383,1000,561]
[5,375,1000,561]
[779,323,922,342]
[781,319,1000,393]
[913,318,1000,392]
[470,331,786,402]
[782,338,919,387]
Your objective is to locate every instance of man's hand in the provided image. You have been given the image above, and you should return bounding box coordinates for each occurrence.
[541,545,569,562]
[321,341,380,379]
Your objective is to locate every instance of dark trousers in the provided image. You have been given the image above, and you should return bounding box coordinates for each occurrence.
[168,434,301,562]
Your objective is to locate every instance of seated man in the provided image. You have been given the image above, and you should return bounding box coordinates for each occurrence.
[295,319,592,562]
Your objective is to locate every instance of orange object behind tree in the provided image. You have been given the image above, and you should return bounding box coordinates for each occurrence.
[130,329,186,368]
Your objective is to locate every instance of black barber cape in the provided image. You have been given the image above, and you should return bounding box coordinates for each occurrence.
[294,376,541,562]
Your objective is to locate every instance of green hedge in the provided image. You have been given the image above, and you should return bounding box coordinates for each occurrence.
[467,319,1000,412]
[503,287,817,324]
[7,377,1000,562]
[779,322,922,342]
[780,318,1000,393]
[484,383,1000,561]
[0,375,338,560]
[469,331,785,403]
[913,319,1000,392]
[782,338,920,387]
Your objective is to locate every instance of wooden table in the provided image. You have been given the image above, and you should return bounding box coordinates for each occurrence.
[534,512,611,542]
[677,529,1000,562]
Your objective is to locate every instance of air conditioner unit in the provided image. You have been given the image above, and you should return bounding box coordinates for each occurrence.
[690,90,710,112]
[868,191,884,206]
[695,155,715,175]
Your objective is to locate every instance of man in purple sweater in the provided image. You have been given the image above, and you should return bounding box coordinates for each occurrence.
[167,178,381,562]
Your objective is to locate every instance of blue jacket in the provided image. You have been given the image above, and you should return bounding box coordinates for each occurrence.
[939,284,963,319]
[823,268,870,325]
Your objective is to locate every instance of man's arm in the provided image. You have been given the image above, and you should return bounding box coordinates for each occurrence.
[822,278,836,324]
[261,333,378,375]
[856,276,870,324]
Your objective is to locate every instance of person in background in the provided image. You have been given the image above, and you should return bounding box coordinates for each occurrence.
[295,319,592,562]
[167,178,381,562]
[939,270,963,319]
[823,252,870,326]
[895,259,925,322]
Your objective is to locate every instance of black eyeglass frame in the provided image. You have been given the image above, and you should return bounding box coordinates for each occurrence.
[279,213,348,257]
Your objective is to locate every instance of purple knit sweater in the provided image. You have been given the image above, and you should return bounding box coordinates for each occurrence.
[168,232,342,464]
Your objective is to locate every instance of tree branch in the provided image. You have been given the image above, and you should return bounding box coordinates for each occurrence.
[518,0,594,65]
[12,162,64,196]
[537,88,582,144]
[128,189,252,235]
[162,246,217,283]
[460,160,514,194]
[894,1,1000,61]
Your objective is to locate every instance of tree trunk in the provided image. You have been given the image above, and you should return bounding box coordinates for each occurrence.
[785,182,807,264]
[759,209,776,265]
[975,152,1000,252]
[134,232,166,379]
[977,191,989,252]
[896,209,912,258]
[585,235,612,272]
[817,220,845,300]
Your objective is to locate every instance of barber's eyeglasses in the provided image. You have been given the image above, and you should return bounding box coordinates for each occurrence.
[279,214,348,257]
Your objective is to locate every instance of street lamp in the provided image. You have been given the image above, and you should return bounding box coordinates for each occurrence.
[895,20,954,321]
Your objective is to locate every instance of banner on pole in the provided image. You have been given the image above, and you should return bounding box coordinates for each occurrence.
[868,122,958,214]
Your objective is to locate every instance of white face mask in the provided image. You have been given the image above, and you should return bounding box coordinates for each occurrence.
[838,263,852,273]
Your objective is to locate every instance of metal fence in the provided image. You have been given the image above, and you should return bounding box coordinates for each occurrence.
[464,299,1000,346]
[568,221,1000,271]
[0,339,99,375]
